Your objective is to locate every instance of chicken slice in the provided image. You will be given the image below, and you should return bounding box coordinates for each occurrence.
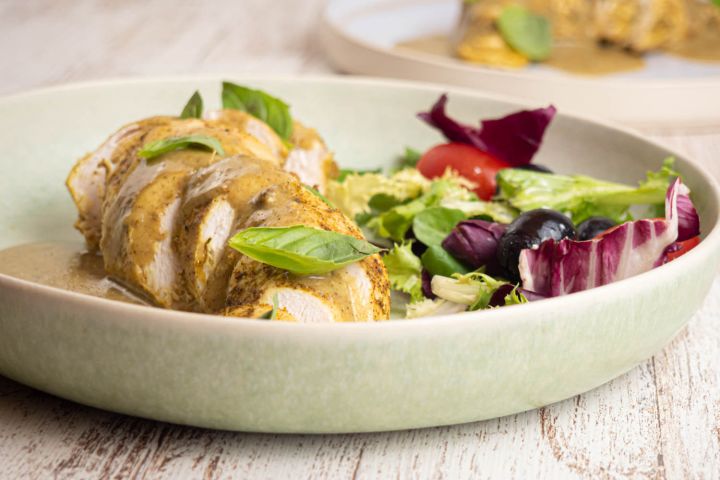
[175,155,388,321]
[206,109,287,160]
[175,157,275,311]
[221,159,388,321]
[66,116,172,249]
[98,120,278,307]
[206,109,339,193]
[284,121,339,194]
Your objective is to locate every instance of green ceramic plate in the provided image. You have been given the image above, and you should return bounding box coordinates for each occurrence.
[0,76,718,433]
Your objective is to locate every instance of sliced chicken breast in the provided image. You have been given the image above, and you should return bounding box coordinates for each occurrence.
[97,120,278,307]
[206,110,339,193]
[67,114,389,322]
[179,156,389,321]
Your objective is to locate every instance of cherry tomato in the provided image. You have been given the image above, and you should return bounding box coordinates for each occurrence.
[417,143,510,200]
[665,236,701,262]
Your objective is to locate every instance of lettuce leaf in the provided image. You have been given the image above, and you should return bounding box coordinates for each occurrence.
[519,178,693,297]
[382,242,424,302]
[496,157,679,224]
[438,199,518,224]
[366,174,477,242]
[430,271,523,310]
[412,207,467,247]
[325,168,430,220]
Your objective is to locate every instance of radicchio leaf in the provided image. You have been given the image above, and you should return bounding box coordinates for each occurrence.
[519,178,692,297]
[441,219,507,274]
[421,269,436,299]
[519,288,547,302]
[676,189,700,241]
[477,104,557,167]
[417,94,556,166]
[487,283,515,307]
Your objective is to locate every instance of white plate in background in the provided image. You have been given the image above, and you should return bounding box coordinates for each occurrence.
[321,0,720,130]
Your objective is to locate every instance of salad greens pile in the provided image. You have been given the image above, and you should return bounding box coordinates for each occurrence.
[325,94,700,319]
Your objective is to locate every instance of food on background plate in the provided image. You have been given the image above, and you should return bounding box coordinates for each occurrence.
[398,0,720,76]
[326,94,701,318]
[55,83,699,322]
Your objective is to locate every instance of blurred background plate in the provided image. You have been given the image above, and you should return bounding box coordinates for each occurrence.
[321,0,720,130]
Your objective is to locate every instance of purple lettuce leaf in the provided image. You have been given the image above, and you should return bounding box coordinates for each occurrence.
[676,188,700,241]
[417,94,486,150]
[488,283,515,307]
[421,269,436,299]
[488,284,545,307]
[477,104,557,167]
[441,219,507,274]
[519,178,692,297]
[519,288,547,302]
[417,94,556,166]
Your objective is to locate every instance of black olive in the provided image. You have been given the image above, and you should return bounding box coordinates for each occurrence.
[515,164,553,174]
[576,217,616,241]
[406,228,428,257]
[497,209,576,282]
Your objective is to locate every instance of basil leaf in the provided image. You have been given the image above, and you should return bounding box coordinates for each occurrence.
[222,82,293,140]
[303,184,335,208]
[228,225,382,275]
[138,135,225,161]
[259,293,280,320]
[421,245,470,277]
[497,5,552,61]
[412,207,466,247]
[180,90,203,119]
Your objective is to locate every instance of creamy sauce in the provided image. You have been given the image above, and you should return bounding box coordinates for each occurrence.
[668,32,720,63]
[396,33,719,76]
[396,34,453,57]
[0,241,380,322]
[0,242,146,305]
[546,41,644,76]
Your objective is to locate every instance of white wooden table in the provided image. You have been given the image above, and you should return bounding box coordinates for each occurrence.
[1,1,719,478]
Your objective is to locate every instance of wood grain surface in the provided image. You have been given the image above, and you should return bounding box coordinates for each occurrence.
[1,1,719,478]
